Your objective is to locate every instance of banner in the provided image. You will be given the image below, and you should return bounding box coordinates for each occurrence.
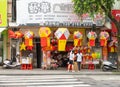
[16,0,104,26]
[0,0,7,27]
[111,10,120,32]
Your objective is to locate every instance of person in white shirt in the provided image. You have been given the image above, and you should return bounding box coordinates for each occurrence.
[76,50,82,71]
[68,50,74,72]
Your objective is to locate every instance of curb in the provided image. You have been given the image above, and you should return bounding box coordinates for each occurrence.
[0,69,119,75]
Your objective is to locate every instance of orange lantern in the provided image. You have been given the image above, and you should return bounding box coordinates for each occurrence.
[24,30,34,50]
[73,31,83,46]
[100,31,109,46]
[39,27,51,48]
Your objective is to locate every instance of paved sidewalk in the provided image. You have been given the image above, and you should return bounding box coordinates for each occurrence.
[0,68,116,75]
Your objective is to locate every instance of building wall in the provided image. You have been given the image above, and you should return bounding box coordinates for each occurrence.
[113,0,120,9]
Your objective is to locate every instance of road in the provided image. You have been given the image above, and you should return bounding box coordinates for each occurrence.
[0,75,120,87]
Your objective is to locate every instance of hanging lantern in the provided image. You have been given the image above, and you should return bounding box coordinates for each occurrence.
[73,31,83,46]
[87,31,97,46]
[15,31,23,38]
[54,28,70,51]
[8,29,16,38]
[39,27,51,48]
[24,30,34,51]
[100,31,109,46]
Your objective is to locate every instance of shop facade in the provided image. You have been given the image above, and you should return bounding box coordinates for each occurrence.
[7,0,118,69]
[0,0,8,65]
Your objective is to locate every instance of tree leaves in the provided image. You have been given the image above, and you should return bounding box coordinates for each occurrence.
[72,0,115,17]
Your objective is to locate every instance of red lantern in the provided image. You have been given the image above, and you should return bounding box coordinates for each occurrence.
[8,30,16,38]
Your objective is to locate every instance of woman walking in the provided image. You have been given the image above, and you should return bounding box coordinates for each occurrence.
[76,50,82,71]
[68,50,75,72]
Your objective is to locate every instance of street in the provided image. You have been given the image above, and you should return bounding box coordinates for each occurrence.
[0,74,120,87]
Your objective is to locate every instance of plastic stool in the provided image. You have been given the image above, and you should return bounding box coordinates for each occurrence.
[27,64,33,70]
[21,64,27,70]
[88,62,95,70]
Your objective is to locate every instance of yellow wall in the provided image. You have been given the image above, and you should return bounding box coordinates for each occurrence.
[0,0,7,27]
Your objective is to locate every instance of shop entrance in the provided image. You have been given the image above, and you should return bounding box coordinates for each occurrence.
[35,38,42,68]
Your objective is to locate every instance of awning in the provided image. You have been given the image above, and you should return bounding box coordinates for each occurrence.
[0,28,6,32]
[0,28,6,38]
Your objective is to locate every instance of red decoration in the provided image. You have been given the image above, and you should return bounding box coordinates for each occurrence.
[111,22,117,33]
[112,10,120,21]
[59,34,66,40]
[15,31,23,38]
[8,30,23,39]
[8,30,16,38]
[41,37,47,47]
[89,39,95,46]
[100,39,107,46]
[111,10,120,33]
[24,30,34,51]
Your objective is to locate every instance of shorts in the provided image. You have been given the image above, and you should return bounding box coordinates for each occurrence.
[69,60,73,64]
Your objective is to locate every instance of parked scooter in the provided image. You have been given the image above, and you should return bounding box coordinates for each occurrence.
[102,60,117,71]
[3,59,21,69]
[3,53,21,69]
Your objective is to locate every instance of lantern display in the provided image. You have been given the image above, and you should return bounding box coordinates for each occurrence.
[100,31,109,46]
[15,31,23,38]
[73,31,83,46]
[96,52,101,59]
[39,27,51,48]
[87,31,97,46]
[54,28,70,51]
[8,30,16,38]
[24,30,34,51]
[8,30,23,39]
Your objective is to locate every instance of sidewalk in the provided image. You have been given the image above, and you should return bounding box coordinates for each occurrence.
[0,68,117,75]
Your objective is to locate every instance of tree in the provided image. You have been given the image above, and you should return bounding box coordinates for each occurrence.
[72,0,120,70]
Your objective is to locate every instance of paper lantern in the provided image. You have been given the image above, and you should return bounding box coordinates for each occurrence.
[15,31,23,38]
[100,31,109,46]
[87,31,97,39]
[73,31,83,46]
[96,52,101,59]
[92,53,97,59]
[39,27,51,48]
[8,30,16,38]
[41,37,50,47]
[87,31,97,46]
[54,28,70,51]
[24,30,34,50]
[54,28,70,40]
[73,31,83,39]
[58,39,67,51]
[39,27,51,37]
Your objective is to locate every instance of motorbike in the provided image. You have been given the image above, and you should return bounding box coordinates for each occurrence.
[3,59,21,69]
[102,60,117,71]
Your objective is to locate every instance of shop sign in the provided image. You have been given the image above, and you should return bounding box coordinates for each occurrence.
[111,10,120,32]
[112,10,120,21]
[16,0,104,27]
[0,0,7,27]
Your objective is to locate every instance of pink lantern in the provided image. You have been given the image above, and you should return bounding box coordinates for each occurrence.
[100,31,109,46]
[87,31,97,46]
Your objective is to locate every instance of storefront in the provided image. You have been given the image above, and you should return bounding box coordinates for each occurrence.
[7,0,111,69]
[0,0,7,64]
